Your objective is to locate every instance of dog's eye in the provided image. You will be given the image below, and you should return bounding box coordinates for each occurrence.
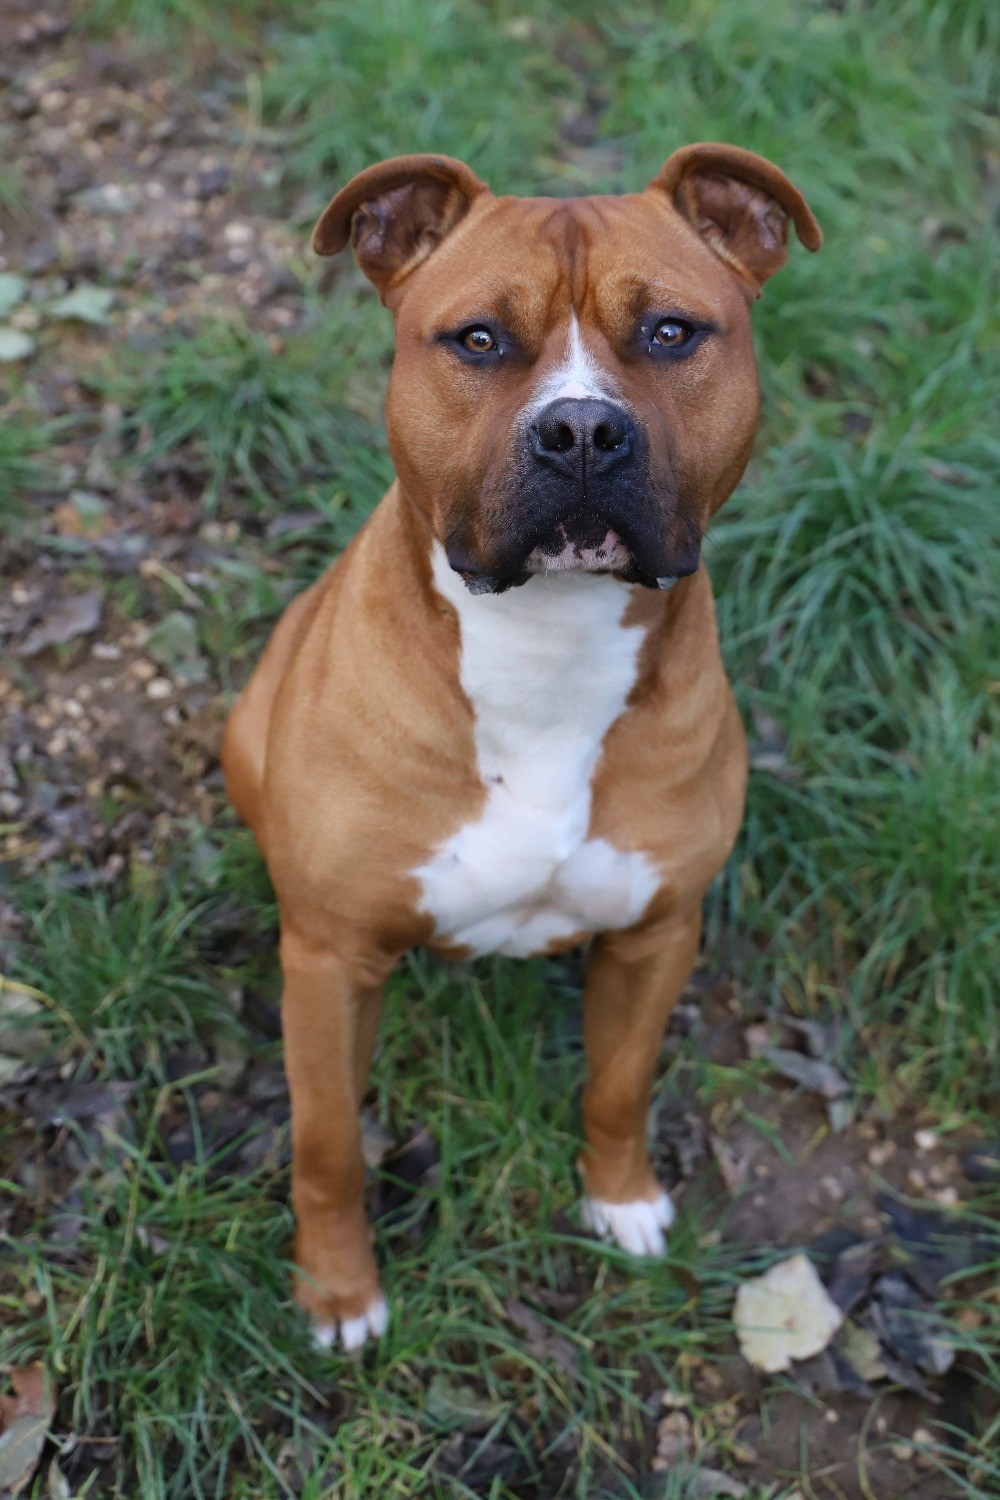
[653,319,692,348]
[462,327,498,353]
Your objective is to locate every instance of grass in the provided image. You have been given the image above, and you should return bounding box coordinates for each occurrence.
[0,409,58,535]
[74,0,264,53]
[2,0,999,1495]
[262,0,585,202]
[8,867,754,1498]
[105,314,392,512]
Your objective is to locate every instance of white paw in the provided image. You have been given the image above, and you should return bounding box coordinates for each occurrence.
[313,1293,388,1352]
[580,1191,675,1256]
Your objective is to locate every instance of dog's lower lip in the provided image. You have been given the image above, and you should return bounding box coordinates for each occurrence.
[525,524,633,574]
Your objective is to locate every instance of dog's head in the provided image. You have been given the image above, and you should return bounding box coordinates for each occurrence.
[313,146,821,594]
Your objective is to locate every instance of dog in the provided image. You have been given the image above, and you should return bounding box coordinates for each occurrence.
[221,143,821,1349]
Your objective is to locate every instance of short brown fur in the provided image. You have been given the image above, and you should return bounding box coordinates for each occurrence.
[222,145,819,1336]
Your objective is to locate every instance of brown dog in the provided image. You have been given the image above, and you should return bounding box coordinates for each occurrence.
[221,144,821,1349]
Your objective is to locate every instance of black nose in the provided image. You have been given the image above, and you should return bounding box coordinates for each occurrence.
[529,398,635,470]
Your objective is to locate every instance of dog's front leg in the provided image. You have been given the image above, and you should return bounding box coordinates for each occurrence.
[578,908,702,1256]
[279,920,387,1349]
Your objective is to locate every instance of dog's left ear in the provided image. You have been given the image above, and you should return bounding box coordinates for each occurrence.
[312,153,490,301]
[650,143,822,293]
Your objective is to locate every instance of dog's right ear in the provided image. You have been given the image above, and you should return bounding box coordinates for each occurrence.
[312,154,490,302]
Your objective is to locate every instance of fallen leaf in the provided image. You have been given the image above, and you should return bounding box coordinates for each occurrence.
[748,747,801,781]
[503,1297,579,1376]
[0,977,46,1060]
[710,1134,747,1194]
[0,275,27,317]
[0,1364,56,1496]
[47,285,115,325]
[142,611,208,684]
[0,328,36,362]
[360,1109,392,1168]
[734,1253,844,1373]
[47,1457,72,1499]
[652,1409,694,1467]
[826,1238,883,1315]
[877,1192,992,1292]
[0,1364,56,1426]
[782,1016,832,1059]
[425,1373,505,1432]
[869,1272,955,1377]
[34,1079,135,1128]
[836,1320,887,1385]
[961,1142,1000,1182]
[17,592,103,657]
[641,1464,749,1498]
[52,491,113,539]
[370,1123,440,1236]
[0,1415,47,1493]
[761,1045,850,1100]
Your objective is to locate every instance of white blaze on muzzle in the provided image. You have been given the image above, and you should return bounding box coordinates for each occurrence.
[526,313,617,414]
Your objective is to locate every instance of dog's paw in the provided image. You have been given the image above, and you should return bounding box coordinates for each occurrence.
[312,1292,389,1353]
[580,1191,675,1256]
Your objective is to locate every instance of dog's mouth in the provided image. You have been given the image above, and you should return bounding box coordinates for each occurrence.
[445,495,702,596]
[523,517,633,576]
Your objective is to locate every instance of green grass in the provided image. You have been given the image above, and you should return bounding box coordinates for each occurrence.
[3,0,999,1495]
[74,0,263,53]
[7,864,755,1498]
[105,314,392,512]
[0,163,28,217]
[262,0,584,202]
[0,409,58,534]
[16,883,238,1078]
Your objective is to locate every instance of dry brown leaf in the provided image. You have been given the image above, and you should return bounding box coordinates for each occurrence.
[0,1364,56,1496]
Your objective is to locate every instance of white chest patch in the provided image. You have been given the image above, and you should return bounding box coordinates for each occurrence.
[414,544,660,958]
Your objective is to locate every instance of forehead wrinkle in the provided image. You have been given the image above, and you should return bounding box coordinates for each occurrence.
[538,202,594,308]
[643,277,731,321]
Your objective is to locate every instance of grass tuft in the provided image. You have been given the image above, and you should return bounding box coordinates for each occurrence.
[107,315,392,513]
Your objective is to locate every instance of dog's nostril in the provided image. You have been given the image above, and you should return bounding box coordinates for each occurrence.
[592,421,623,451]
[534,416,577,452]
[531,398,634,464]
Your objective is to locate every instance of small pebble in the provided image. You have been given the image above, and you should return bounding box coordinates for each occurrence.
[223,221,253,246]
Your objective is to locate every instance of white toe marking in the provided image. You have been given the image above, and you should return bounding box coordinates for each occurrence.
[581,1192,675,1257]
[367,1293,389,1338]
[312,1293,388,1352]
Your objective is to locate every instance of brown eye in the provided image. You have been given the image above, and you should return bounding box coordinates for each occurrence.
[653,319,691,348]
[462,327,497,352]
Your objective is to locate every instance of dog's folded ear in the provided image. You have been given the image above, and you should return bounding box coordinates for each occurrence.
[650,143,821,292]
[312,154,490,300]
